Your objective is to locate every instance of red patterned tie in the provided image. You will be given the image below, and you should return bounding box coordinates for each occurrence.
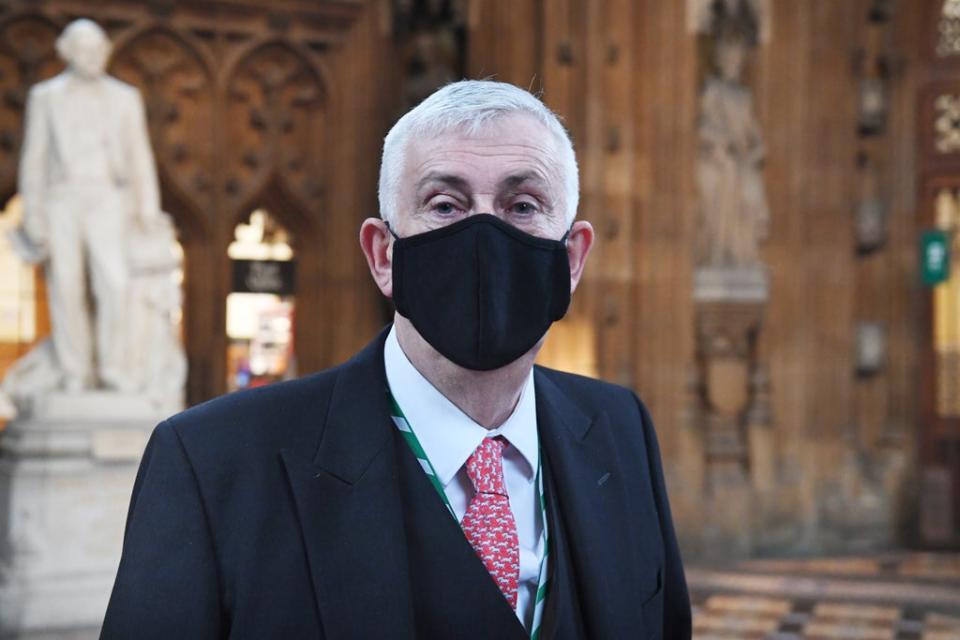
[460,436,520,608]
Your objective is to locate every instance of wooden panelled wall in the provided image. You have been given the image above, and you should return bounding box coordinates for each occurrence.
[470,0,924,555]
[752,1,920,551]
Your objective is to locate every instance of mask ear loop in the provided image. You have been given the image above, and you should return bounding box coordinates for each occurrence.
[384,220,401,240]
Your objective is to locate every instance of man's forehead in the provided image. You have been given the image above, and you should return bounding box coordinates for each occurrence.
[414,170,552,194]
[405,116,560,178]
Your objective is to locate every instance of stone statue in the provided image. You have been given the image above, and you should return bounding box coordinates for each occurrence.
[12,19,161,392]
[696,0,770,267]
[2,19,185,414]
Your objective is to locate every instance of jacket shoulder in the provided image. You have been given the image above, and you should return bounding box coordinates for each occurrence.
[161,328,390,474]
[535,365,643,413]
[165,366,341,455]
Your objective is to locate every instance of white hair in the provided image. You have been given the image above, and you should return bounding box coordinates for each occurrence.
[378,80,580,226]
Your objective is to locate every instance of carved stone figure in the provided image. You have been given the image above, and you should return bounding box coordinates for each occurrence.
[696,0,770,267]
[126,213,187,411]
[12,19,161,393]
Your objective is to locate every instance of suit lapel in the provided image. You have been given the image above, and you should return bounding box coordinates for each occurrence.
[281,331,417,640]
[537,457,586,640]
[535,369,657,636]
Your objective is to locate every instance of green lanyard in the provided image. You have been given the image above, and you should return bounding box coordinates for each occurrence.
[387,390,551,639]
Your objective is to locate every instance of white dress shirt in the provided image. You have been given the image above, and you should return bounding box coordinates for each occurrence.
[383,326,546,631]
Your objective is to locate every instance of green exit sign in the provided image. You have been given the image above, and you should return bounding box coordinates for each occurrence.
[921,230,950,286]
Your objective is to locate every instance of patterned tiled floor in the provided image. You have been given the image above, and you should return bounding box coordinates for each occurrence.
[688,553,960,639]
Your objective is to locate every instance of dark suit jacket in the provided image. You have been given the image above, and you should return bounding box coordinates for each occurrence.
[102,328,691,639]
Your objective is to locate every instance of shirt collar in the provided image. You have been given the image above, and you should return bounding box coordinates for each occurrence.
[383,325,539,487]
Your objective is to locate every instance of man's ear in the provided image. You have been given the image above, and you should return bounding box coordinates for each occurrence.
[566,220,594,295]
[359,217,393,298]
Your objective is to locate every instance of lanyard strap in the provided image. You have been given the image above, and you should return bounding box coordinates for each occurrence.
[387,390,551,639]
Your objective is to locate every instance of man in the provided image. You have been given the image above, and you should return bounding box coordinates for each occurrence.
[16,19,160,392]
[103,80,691,639]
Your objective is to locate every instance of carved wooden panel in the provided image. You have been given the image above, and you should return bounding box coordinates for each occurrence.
[224,42,326,220]
[111,28,216,221]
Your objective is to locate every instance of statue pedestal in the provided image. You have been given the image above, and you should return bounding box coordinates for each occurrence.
[0,391,164,637]
[693,266,769,559]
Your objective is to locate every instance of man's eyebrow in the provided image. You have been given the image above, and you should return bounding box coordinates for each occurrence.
[415,172,471,195]
[497,172,550,191]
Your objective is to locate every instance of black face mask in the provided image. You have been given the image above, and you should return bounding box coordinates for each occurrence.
[388,214,572,371]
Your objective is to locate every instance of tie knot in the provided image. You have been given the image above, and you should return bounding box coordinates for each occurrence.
[466,437,508,496]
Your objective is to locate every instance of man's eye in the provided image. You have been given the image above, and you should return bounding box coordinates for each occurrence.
[432,201,460,215]
[511,201,538,215]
